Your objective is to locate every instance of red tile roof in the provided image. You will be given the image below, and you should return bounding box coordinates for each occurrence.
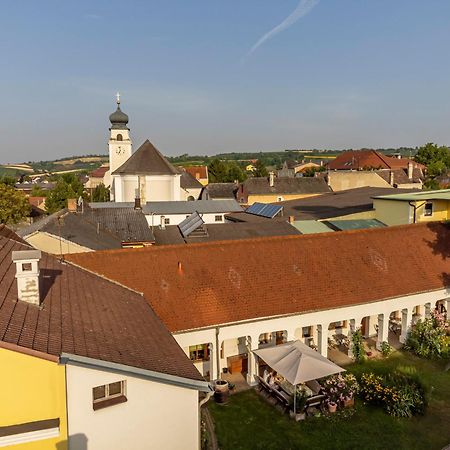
[328,150,425,171]
[89,165,109,178]
[67,222,450,333]
[0,235,203,381]
[185,166,208,180]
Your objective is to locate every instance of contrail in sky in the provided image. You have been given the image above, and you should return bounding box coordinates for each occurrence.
[244,0,320,60]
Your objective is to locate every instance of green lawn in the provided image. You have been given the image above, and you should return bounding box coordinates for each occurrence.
[208,352,450,450]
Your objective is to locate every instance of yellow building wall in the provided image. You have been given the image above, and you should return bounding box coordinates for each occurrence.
[322,210,376,221]
[327,172,390,192]
[25,232,91,255]
[415,200,449,222]
[247,193,324,205]
[0,347,68,449]
[373,199,412,226]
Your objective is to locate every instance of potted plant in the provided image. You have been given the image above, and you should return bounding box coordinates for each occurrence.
[289,388,308,421]
[327,400,337,413]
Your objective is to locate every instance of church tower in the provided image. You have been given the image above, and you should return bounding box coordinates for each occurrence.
[108,93,132,174]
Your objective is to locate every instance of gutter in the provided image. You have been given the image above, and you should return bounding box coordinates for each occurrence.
[60,353,211,393]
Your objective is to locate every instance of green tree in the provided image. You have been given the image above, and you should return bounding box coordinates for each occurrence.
[253,159,268,177]
[91,183,110,202]
[45,174,85,214]
[30,184,47,197]
[0,183,31,224]
[208,159,228,183]
[415,143,450,177]
[0,175,17,187]
[225,161,246,183]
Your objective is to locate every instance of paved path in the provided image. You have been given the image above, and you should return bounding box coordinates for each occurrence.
[202,406,219,450]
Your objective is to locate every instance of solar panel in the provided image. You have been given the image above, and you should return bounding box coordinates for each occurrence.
[178,211,205,238]
[245,202,283,218]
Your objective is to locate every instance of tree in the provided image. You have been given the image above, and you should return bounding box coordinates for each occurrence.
[0,175,17,187]
[415,143,450,177]
[91,183,110,202]
[253,159,268,178]
[225,161,246,183]
[0,183,30,224]
[208,159,228,183]
[45,174,85,214]
[30,184,47,197]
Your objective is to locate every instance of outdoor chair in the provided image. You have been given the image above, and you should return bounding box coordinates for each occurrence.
[304,394,327,416]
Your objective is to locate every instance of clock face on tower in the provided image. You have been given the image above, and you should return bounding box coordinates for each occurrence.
[116,146,122,155]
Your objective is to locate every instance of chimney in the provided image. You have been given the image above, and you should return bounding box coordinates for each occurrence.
[408,161,413,180]
[288,216,295,224]
[67,198,77,212]
[269,171,275,187]
[11,250,42,306]
[134,196,141,210]
[389,171,394,186]
[160,215,166,230]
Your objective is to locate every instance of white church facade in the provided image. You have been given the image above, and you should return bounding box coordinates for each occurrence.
[104,96,202,203]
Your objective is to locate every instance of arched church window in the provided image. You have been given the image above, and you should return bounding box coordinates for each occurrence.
[116,134,123,141]
[187,196,195,201]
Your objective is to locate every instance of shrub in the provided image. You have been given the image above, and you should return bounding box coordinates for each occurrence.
[405,310,449,359]
[359,370,426,417]
[380,341,392,357]
[351,329,366,363]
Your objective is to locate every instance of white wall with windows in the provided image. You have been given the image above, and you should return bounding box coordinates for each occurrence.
[66,362,200,450]
[145,212,226,227]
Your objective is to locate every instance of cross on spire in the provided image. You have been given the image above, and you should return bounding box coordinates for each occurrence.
[116,92,121,105]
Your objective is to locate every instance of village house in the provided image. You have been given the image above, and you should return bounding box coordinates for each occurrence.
[372,189,450,226]
[0,231,209,450]
[184,166,209,186]
[238,173,330,205]
[66,222,450,387]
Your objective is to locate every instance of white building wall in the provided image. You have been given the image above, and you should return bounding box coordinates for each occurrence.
[174,288,449,381]
[145,212,226,227]
[66,363,199,450]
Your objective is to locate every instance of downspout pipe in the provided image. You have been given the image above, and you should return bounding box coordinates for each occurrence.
[408,201,427,224]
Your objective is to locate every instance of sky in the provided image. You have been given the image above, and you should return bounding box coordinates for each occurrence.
[1,0,450,163]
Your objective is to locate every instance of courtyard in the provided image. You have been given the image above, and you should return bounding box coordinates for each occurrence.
[207,351,450,450]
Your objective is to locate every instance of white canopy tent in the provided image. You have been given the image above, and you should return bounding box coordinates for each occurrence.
[253,340,345,414]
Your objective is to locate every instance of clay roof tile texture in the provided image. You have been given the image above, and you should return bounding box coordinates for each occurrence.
[67,222,450,333]
[0,235,203,381]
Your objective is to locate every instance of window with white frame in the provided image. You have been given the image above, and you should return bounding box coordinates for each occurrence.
[189,344,210,361]
[215,215,223,222]
[424,202,433,216]
[92,380,127,410]
[164,218,170,225]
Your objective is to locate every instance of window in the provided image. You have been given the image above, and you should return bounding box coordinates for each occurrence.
[164,218,170,225]
[92,381,127,410]
[424,202,433,216]
[22,263,32,271]
[187,196,195,201]
[189,344,210,361]
[116,134,123,141]
[215,215,223,222]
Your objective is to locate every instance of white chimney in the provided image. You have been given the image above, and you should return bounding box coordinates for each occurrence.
[160,215,166,230]
[389,171,394,186]
[11,250,42,306]
[408,161,413,180]
[269,172,275,187]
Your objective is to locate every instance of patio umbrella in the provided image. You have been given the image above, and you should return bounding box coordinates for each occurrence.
[253,340,345,414]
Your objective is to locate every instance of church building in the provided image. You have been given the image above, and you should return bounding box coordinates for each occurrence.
[106,95,201,203]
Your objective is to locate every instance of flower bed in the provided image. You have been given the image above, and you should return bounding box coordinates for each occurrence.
[322,373,359,409]
[359,370,426,417]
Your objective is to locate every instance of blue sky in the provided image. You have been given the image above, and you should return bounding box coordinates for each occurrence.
[1,0,450,162]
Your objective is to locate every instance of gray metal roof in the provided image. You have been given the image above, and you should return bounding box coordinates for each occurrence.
[178,212,204,238]
[143,199,243,215]
[88,202,135,209]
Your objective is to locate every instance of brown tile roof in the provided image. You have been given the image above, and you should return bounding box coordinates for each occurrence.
[184,166,208,179]
[89,165,109,178]
[376,168,423,185]
[0,225,28,245]
[66,222,450,333]
[0,235,203,381]
[201,183,238,200]
[328,150,426,171]
[112,140,179,176]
